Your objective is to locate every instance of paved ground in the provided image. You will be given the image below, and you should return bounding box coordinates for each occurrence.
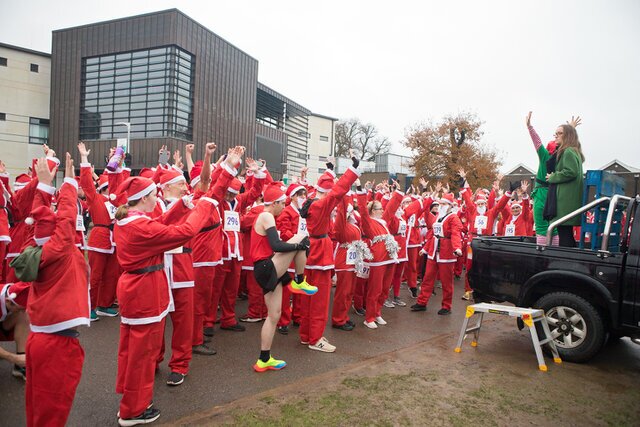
[1,279,639,426]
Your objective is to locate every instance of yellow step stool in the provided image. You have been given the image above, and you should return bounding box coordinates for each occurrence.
[454,303,562,371]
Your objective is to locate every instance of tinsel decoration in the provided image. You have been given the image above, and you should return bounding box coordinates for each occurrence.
[372,234,400,260]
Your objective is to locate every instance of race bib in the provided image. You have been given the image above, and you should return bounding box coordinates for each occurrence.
[407,215,416,228]
[297,218,309,236]
[505,224,515,237]
[399,220,407,237]
[223,211,240,232]
[104,201,117,220]
[346,247,357,265]
[432,223,443,237]
[356,263,370,279]
[76,215,86,232]
[474,215,488,231]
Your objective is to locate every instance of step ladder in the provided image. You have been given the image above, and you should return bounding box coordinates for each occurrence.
[454,303,562,371]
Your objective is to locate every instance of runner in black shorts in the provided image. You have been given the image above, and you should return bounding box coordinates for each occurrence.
[249,182,313,372]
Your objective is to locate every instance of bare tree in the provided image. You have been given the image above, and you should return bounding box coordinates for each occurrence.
[335,118,391,161]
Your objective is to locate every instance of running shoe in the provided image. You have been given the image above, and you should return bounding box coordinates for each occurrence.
[288,278,318,295]
[253,356,287,372]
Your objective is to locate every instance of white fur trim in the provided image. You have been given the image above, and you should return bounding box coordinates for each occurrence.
[199,197,219,207]
[64,178,78,190]
[30,317,91,333]
[220,162,238,177]
[127,182,156,202]
[161,174,186,188]
[36,182,56,195]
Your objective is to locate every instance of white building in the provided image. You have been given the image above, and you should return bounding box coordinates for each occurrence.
[305,113,337,183]
[374,153,414,175]
[0,43,51,179]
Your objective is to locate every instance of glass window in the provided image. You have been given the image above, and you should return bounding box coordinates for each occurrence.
[29,118,49,145]
[80,46,194,141]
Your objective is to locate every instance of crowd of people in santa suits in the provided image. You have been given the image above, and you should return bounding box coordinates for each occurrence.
[0,140,540,426]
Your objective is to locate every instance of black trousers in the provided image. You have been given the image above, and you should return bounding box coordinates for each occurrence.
[557,225,576,248]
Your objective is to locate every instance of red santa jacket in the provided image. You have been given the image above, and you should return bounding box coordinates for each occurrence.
[356,190,398,267]
[405,197,430,248]
[384,191,407,262]
[80,163,117,253]
[27,179,91,333]
[219,167,265,261]
[305,166,360,270]
[501,197,531,237]
[333,197,362,272]
[0,179,10,245]
[460,187,511,237]
[191,164,236,268]
[6,178,38,259]
[114,197,217,324]
[422,210,463,263]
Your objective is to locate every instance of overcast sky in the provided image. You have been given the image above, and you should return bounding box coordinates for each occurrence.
[2,0,638,172]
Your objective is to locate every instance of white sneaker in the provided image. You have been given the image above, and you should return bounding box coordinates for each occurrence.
[383,299,395,308]
[375,316,387,325]
[308,337,336,353]
[364,320,378,329]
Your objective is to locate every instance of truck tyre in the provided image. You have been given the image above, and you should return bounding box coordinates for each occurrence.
[534,292,606,363]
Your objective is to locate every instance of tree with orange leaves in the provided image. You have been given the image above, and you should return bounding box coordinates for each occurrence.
[403,112,502,191]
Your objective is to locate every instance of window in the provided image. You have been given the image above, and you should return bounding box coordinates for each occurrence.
[30,63,39,73]
[0,57,7,66]
[0,113,6,121]
[80,46,195,141]
[29,118,49,144]
[319,135,329,142]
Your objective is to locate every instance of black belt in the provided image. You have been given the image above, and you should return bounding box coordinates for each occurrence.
[310,234,328,239]
[127,263,164,275]
[53,328,80,338]
[200,223,221,233]
[94,224,114,230]
[182,248,192,254]
[535,178,549,188]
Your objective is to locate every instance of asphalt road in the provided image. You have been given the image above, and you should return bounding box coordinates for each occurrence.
[1,280,639,426]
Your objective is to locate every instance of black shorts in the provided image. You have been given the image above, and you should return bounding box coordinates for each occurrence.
[253,258,292,294]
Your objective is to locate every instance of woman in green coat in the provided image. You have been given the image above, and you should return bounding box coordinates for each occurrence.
[546,124,585,247]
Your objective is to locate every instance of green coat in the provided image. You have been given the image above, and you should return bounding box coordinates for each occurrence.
[547,147,584,226]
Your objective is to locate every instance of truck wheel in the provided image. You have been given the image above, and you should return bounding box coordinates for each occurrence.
[534,292,606,363]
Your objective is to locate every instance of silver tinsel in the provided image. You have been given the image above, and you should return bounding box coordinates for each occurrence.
[372,234,400,260]
[341,240,373,272]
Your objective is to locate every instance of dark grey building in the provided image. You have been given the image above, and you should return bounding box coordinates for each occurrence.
[50,8,310,178]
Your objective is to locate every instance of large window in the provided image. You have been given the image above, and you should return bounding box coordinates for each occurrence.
[80,46,195,141]
[29,118,49,145]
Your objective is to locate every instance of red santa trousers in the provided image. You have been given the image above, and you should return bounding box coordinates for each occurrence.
[454,240,466,277]
[367,264,393,321]
[278,276,293,327]
[299,269,331,345]
[193,266,215,346]
[243,270,268,319]
[406,247,419,289]
[88,250,120,309]
[331,270,356,326]
[418,259,455,310]
[389,261,405,297]
[464,257,473,292]
[291,294,302,324]
[206,259,241,328]
[353,276,367,311]
[26,333,84,427]
[163,287,193,375]
[116,319,165,420]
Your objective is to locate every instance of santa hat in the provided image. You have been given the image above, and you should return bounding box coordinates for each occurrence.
[315,172,335,193]
[286,183,306,198]
[307,189,317,200]
[402,196,412,204]
[475,194,487,204]
[263,182,286,205]
[440,193,455,205]
[510,202,522,209]
[546,141,558,155]
[117,177,156,202]
[190,161,203,187]
[139,168,155,179]
[25,206,56,246]
[159,168,186,188]
[228,178,242,194]
[6,282,30,308]
[13,174,32,192]
[97,174,109,191]
[31,157,60,179]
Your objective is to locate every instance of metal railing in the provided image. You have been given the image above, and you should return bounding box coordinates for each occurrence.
[601,194,632,251]
[545,197,610,246]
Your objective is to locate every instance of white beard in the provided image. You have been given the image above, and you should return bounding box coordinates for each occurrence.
[477,205,487,215]
[297,198,307,209]
[438,205,450,219]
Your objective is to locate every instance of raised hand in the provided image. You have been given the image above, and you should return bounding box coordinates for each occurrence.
[364,181,372,190]
[185,144,195,155]
[0,160,5,174]
[526,111,532,127]
[65,152,74,179]
[520,180,530,193]
[35,158,55,185]
[434,181,443,193]
[419,177,428,188]
[567,115,582,128]
[205,143,216,157]
[173,149,182,165]
[77,142,91,157]
[458,169,466,179]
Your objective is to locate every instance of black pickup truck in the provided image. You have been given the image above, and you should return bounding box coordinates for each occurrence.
[470,195,640,362]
